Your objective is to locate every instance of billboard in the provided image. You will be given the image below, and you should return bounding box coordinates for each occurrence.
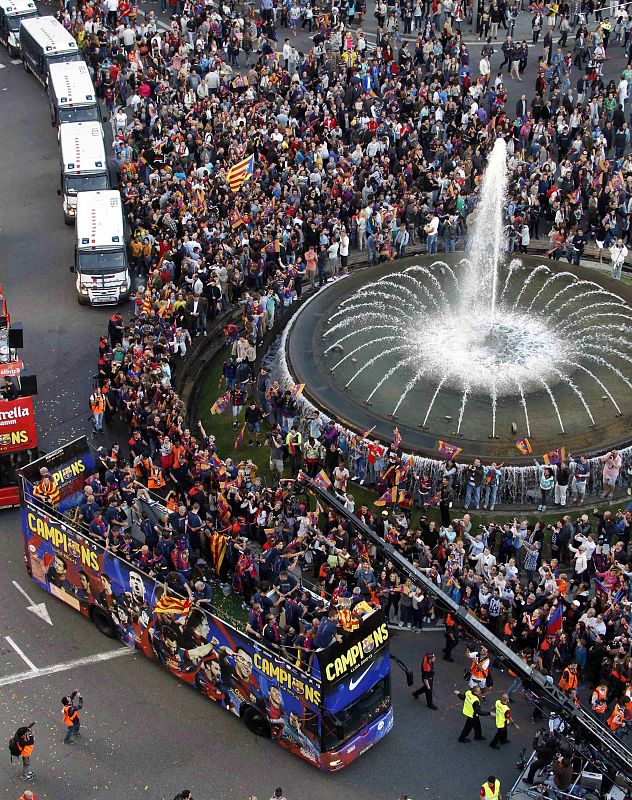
[20,436,93,512]
[317,612,390,690]
[0,396,37,454]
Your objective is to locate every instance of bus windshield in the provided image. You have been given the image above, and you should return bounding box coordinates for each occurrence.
[78,249,127,272]
[46,51,82,66]
[9,13,37,31]
[59,105,100,124]
[65,174,109,194]
[321,676,391,751]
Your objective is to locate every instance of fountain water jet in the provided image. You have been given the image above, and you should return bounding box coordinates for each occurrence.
[284,138,632,466]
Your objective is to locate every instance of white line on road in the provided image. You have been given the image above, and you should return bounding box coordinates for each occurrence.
[12,580,53,625]
[0,647,133,688]
[5,636,38,672]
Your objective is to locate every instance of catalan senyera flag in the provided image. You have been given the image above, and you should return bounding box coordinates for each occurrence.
[543,447,566,466]
[312,469,332,491]
[226,153,255,192]
[210,531,228,572]
[374,486,396,507]
[515,437,533,455]
[154,593,192,618]
[438,440,462,460]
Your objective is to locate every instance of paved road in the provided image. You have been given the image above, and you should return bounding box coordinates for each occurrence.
[2,10,630,798]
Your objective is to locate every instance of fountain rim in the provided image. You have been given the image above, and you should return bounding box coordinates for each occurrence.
[279,255,632,467]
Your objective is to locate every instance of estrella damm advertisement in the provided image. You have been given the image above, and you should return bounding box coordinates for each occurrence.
[21,502,325,767]
[0,396,37,454]
[20,435,93,512]
[318,611,390,689]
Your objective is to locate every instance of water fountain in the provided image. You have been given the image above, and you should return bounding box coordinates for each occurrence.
[281,138,632,496]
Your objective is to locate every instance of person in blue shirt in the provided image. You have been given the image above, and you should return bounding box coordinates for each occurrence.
[313,608,340,649]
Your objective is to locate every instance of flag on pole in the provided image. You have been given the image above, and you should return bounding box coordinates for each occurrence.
[515,437,533,455]
[290,383,305,398]
[438,440,462,460]
[226,153,255,192]
[546,604,564,634]
[234,423,246,449]
[543,447,566,465]
[374,486,396,506]
[210,392,231,415]
[312,469,332,490]
[154,594,192,618]
[391,427,402,449]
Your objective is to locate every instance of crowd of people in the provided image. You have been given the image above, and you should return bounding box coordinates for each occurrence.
[52,0,632,290]
[52,0,631,766]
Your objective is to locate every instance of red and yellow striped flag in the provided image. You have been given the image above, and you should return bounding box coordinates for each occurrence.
[154,594,192,617]
[226,154,255,192]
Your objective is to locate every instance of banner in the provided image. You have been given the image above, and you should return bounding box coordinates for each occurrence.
[20,436,93,512]
[0,396,37,454]
[0,360,23,377]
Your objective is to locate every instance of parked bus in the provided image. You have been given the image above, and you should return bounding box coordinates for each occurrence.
[19,438,393,770]
[48,60,100,128]
[0,0,37,58]
[58,122,109,224]
[72,190,131,305]
[20,16,81,85]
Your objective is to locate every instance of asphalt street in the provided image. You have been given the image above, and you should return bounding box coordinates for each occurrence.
[0,8,630,800]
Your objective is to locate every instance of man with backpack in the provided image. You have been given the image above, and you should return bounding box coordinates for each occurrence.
[9,723,35,781]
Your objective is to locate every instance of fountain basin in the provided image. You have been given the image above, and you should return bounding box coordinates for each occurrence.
[284,254,632,464]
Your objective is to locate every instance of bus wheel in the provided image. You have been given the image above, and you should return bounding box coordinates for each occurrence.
[91,607,117,638]
[242,706,271,738]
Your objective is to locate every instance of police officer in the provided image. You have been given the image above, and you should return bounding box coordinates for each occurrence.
[412,652,437,709]
[454,686,490,742]
[489,693,519,749]
[480,775,501,800]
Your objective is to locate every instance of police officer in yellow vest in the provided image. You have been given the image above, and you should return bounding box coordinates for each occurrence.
[489,693,520,749]
[480,775,500,800]
[454,685,490,742]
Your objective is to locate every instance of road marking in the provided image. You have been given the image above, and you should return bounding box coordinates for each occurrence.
[0,647,133,688]
[13,580,53,625]
[5,637,38,672]
[11,58,21,65]
[0,63,5,69]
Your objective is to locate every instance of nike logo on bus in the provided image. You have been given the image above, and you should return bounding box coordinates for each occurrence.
[348,665,373,692]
